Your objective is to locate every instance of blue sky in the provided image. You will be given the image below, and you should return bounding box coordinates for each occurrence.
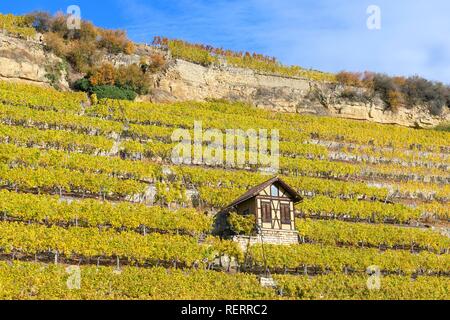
[2,0,449,83]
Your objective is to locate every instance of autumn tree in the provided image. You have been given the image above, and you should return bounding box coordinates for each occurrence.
[90,63,116,86]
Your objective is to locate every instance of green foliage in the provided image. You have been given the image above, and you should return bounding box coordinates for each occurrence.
[73,78,91,92]
[91,85,137,101]
[0,190,212,235]
[248,242,450,274]
[227,212,256,236]
[74,77,137,101]
[73,63,153,99]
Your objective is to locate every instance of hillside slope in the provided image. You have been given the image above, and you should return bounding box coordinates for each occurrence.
[0,31,449,128]
[0,81,448,299]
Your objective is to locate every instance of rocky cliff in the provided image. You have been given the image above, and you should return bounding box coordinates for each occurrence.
[1,33,448,128]
[0,32,69,90]
[151,58,450,128]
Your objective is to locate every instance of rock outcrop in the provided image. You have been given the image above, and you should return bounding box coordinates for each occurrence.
[152,58,450,128]
[0,32,69,89]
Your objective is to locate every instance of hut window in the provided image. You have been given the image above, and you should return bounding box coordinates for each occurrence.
[261,202,272,223]
[270,185,279,197]
[281,203,291,224]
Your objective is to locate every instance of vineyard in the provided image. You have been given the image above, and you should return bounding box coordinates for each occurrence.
[155,37,337,82]
[0,81,448,300]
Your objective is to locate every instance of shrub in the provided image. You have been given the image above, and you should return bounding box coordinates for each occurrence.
[97,29,134,55]
[43,32,67,56]
[66,40,100,73]
[387,89,404,112]
[115,64,152,95]
[340,88,361,101]
[141,53,166,73]
[25,12,135,73]
[73,21,98,42]
[336,71,362,87]
[48,12,69,36]
[402,76,449,115]
[73,78,91,92]
[124,42,136,55]
[91,85,137,100]
[337,70,450,114]
[90,63,116,86]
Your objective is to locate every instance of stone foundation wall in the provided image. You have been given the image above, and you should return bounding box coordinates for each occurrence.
[233,229,299,250]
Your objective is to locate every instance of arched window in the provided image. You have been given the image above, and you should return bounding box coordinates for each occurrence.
[271,185,279,197]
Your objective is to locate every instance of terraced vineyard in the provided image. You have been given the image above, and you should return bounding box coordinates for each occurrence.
[0,81,448,300]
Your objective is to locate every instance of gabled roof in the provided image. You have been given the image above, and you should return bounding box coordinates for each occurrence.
[221,176,302,212]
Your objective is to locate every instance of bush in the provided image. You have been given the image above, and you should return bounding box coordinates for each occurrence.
[90,63,116,86]
[115,64,152,95]
[66,40,100,73]
[43,32,67,56]
[141,53,166,74]
[336,71,362,87]
[27,11,135,72]
[91,85,137,100]
[73,63,151,100]
[387,89,404,112]
[73,78,92,92]
[97,29,134,55]
[337,70,450,114]
[402,76,449,115]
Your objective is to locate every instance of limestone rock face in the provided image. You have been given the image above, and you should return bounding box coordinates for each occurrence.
[0,33,69,89]
[152,58,450,128]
